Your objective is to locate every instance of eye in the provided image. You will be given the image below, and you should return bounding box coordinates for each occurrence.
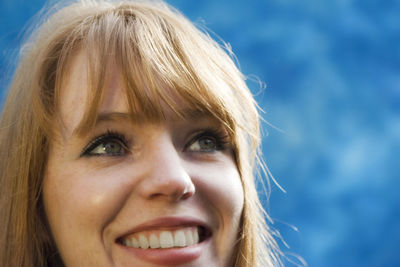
[186,129,230,153]
[89,139,124,155]
[81,132,129,157]
[188,136,218,152]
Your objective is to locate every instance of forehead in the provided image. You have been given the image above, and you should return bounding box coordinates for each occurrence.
[59,50,129,136]
[58,50,212,138]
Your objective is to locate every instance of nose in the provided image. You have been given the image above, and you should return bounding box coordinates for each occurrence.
[137,132,195,202]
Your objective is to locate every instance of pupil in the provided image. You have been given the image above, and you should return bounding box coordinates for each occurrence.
[104,142,121,153]
[200,138,216,150]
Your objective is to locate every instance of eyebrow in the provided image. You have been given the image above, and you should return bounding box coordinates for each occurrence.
[180,108,209,120]
[96,112,132,123]
[70,112,131,138]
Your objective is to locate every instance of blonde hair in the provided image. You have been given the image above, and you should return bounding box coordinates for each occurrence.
[0,1,282,266]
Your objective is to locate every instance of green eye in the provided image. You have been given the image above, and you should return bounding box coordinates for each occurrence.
[90,140,124,155]
[186,127,232,153]
[82,132,128,157]
[188,136,217,152]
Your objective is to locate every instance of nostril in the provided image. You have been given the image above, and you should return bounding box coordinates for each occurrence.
[169,186,195,202]
[180,190,194,200]
[181,182,195,200]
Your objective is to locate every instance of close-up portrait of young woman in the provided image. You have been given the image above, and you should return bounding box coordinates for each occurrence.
[0,0,283,266]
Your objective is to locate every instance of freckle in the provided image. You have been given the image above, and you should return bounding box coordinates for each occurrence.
[91,194,106,206]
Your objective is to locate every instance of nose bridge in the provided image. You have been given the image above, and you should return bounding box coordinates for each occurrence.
[139,130,195,201]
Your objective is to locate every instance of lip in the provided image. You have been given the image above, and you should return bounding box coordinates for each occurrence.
[115,216,212,265]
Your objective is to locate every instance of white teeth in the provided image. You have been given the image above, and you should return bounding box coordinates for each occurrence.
[131,237,139,248]
[160,231,174,248]
[138,234,149,249]
[123,227,202,249]
[149,234,160,248]
[193,228,199,244]
[185,230,194,246]
[174,230,186,247]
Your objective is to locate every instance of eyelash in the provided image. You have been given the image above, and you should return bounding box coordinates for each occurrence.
[80,127,231,157]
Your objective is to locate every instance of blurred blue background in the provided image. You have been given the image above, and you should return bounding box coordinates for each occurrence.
[1,0,399,266]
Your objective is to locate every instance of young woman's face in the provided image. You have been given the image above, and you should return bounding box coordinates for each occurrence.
[43,51,244,267]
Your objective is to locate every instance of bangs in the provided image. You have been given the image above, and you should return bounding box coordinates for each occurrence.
[53,2,239,136]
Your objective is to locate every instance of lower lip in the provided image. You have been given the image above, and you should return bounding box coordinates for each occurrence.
[117,239,209,265]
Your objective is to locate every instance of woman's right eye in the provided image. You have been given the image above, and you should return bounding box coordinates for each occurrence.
[81,132,129,157]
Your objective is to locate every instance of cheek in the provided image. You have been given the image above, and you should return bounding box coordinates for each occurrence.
[191,160,244,263]
[213,169,243,219]
[193,160,244,229]
[44,167,110,225]
[43,163,133,226]
[42,160,132,262]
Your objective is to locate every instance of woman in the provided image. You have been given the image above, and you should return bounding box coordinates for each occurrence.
[0,1,282,266]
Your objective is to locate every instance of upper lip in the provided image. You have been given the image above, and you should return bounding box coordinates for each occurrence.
[116,216,211,241]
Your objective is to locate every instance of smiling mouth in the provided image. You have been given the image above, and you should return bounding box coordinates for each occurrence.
[118,226,211,249]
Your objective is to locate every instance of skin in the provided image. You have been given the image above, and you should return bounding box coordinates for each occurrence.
[43,50,244,267]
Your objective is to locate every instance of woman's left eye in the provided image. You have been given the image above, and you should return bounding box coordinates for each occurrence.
[186,129,230,153]
[187,136,218,152]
